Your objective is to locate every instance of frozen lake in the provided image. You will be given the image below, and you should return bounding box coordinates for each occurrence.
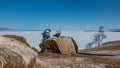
[0,31,120,51]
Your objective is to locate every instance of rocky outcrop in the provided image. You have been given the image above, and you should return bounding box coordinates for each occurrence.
[32,57,46,68]
[31,47,39,53]
[0,45,26,68]
[3,35,30,47]
[0,36,38,68]
[3,35,39,53]
[37,54,106,68]
[39,37,78,54]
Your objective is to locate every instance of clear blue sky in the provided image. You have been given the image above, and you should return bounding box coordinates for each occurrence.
[0,0,120,30]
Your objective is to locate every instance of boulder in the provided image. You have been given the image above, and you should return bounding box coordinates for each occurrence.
[0,36,38,68]
[31,47,39,53]
[3,35,39,53]
[39,37,78,54]
[32,57,46,68]
[3,35,30,47]
[0,45,26,68]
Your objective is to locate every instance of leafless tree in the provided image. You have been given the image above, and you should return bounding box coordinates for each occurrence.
[96,26,107,46]
[86,26,107,49]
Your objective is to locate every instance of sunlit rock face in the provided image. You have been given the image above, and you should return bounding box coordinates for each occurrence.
[0,36,38,68]
[3,35,31,47]
[3,35,39,53]
[39,37,78,54]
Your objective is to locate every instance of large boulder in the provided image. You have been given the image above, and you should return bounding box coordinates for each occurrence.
[0,45,26,68]
[3,35,30,47]
[39,37,78,54]
[3,35,39,53]
[0,36,38,68]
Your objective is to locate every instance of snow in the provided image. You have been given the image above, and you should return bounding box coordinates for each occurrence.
[0,31,120,51]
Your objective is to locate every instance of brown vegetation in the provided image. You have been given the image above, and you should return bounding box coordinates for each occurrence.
[90,56,120,68]
[37,53,105,68]
[79,40,120,68]
[80,40,120,52]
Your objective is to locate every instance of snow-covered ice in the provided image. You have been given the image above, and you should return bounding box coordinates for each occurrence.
[0,31,120,51]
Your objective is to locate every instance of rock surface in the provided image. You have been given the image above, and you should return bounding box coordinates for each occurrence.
[0,36,38,68]
[3,35,30,47]
[1,35,120,68]
[39,37,78,54]
[37,54,106,68]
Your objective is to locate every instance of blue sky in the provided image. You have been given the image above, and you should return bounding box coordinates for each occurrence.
[0,0,120,30]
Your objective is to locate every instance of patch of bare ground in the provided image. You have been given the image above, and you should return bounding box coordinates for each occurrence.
[34,40,120,68]
[34,52,106,68]
[78,40,120,68]
[89,56,120,68]
[80,40,120,52]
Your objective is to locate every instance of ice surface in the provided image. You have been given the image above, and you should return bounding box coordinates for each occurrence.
[0,31,120,51]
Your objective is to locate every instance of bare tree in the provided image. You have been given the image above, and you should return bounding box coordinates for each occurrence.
[86,26,107,49]
[86,41,95,49]
[97,26,107,46]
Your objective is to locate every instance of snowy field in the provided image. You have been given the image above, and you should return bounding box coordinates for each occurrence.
[0,31,120,51]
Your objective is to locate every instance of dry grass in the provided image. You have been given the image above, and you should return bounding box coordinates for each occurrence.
[38,53,103,68]
[90,56,120,68]
[78,40,120,68]
[79,40,120,52]
[33,40,120,68]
